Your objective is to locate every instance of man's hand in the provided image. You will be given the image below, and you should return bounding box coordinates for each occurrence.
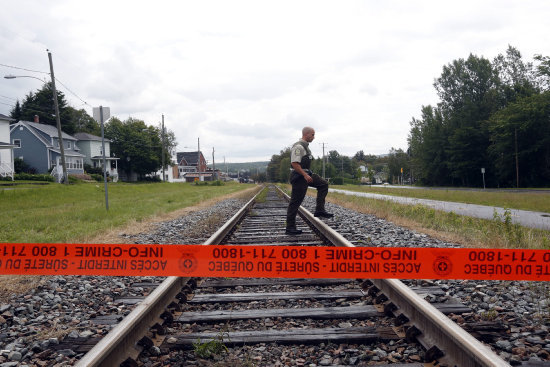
[291,162,313,183]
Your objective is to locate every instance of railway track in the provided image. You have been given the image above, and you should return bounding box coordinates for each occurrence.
[69,185,512,367]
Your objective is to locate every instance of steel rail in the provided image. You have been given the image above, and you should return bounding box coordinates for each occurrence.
[75,185,264,367]
[275,185,510,367]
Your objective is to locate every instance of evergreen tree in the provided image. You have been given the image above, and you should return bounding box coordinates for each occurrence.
[9,100,22,121]
[18,82,75,134]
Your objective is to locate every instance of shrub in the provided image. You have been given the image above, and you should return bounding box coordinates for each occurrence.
[14,158,34,174]
[142,176,161,182]
[210,180,224,186]
[84,164,103,175]
[90,174,104,182]
[13,173,54,182]
[69,174,93,181]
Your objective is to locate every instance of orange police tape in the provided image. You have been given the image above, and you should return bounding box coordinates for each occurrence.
[1,243,550,281]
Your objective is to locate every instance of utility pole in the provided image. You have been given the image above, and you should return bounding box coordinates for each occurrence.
[161,114,165,182]
[212,147,216,180]
[47,50,68,184]
[198,137,202,182]
[321,142,327,179]
[515,128,519,188]
[100,106,109,209]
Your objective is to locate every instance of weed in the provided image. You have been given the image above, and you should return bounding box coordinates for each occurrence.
[193,332,229,359]
[481,308,498,321]
[254,187,268,203]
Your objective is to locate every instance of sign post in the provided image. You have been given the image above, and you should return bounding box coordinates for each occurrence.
[93,106,111,210]
[481,167,486,189]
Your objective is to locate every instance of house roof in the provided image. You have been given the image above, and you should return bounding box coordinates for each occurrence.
[177,151,203,166]
[91,156,119,160]
[50,148,85,158]
[74,132,110,142]
[0,113,14,122]
[184,172,213,178]
[22,120,77,141]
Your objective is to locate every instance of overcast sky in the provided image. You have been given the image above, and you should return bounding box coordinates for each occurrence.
[1,1,549,163]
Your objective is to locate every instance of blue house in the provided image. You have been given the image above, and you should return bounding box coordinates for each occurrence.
[10,118,85,182]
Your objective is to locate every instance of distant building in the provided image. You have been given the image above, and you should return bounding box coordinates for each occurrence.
[10,117,85,182]
[174,151,213,182]
[0,113,15,180]
[74,132,119,182]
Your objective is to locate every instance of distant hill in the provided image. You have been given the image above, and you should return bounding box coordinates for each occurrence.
[218,161,269,174]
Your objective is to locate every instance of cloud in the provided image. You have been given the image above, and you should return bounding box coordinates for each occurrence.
[2,0,550,163]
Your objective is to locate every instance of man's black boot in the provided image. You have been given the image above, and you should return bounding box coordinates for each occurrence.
[285,227,303,235]
[314,211,334,218]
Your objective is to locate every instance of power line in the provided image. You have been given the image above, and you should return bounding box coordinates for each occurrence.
[0,94,17,101]
[55,77,90,107]
[0,62,49,74]
[1,61,90,107]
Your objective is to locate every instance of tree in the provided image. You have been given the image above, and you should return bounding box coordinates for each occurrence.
[408,105,450,185]
[9,100,22,121]
[105,117,170,179]
[353,150,366,163]
[434,53,499,186]
[493,45,538,103]
[279,157,291,183]
[266,147,291,182]
[17,82,76,134]
[68,107,100,135]
[534,54,550,91]
[488,91,550,187]
[387,148,409,184]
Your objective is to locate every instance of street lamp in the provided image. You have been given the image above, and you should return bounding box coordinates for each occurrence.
[4,51,68,184]
[4,74,47,83]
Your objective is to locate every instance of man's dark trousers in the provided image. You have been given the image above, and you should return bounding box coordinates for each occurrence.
[286,172,329,228]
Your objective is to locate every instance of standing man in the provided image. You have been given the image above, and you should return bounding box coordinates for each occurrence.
[286,126,333,235]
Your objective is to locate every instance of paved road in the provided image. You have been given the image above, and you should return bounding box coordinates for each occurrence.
[330,188,550,231]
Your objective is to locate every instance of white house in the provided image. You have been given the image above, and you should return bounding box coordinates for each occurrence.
[0,114,15,180]
[74,133,119,182]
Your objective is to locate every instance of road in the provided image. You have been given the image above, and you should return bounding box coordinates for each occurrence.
[329,188,550,231]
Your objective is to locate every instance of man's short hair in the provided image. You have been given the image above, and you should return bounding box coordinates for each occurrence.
[302,126,314,135]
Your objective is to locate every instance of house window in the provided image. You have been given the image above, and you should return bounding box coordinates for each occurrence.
[13,139,21,148]
[66,141,71,149]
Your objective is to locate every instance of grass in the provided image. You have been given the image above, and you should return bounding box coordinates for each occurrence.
[334,184,550,213]
[329,191,550,250]
[0,181,253,243]
[193,332,229,359]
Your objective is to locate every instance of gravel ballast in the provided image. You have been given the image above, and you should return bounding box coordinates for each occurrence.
[1,191,549,366]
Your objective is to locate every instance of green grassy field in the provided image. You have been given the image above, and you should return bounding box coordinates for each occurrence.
[336,185,550,213]
[1,182,253,243]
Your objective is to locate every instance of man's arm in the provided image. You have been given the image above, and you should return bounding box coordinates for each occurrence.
[291,162,313,183]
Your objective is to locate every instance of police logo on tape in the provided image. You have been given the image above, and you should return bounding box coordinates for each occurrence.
[433,255,452,276]
[179,251,198,274]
